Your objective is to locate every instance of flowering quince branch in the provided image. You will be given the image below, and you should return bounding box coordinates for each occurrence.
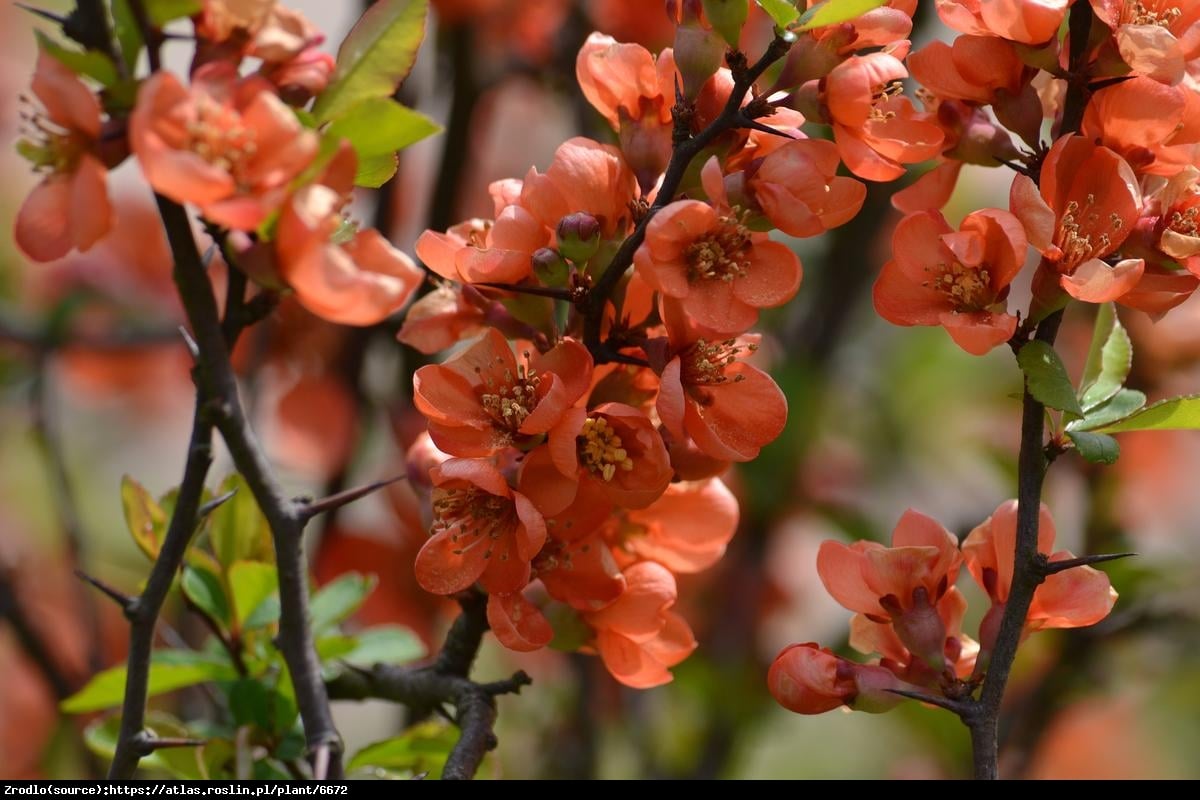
[326,593,532,780]
[581,34,791,360]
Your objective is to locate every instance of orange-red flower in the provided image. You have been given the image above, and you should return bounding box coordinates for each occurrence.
[747,139,866,238]
[874,208,1027,355]
[575,33,674,190]
[1091,0,1200,84]
[633,192,802,333]
[415,209,548,285]
[817,510,962,668]
[848,587,979,681]
[275,145,423,326]
[582,561,696,688]
[1081,76,1200,177]
[520,136,639,239]
[519,403,672,515]
[609,478,739,573]
[936,0,1071,44]
[1011,135,1144,303]
[14,51,113,263]
[656,307,787,461]
[413,329,593,456]
[487,590,554,652]
[413,458,546,596]
[822,52,944,181]
[963,501,1118,651]
[907,35,1028,106]
[396,284,489,354]
[130,63,318,230]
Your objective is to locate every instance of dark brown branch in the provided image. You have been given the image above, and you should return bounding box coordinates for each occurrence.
[885,688,974,716]
[326,592,530,780]
[965,4,1096,780]
[581,36,792,362]
[109,404,215,779]
[154,195,343,778]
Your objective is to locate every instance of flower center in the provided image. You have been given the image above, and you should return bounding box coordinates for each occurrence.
[432,488,514,561]
[869,80,904,122]
[186,95,258,184]
[686,214,752,283]
[478,353,541,433]
[681,338,754,386]
[577,416,634,482]
[1168,205,1200,236]
[18,98,87,174]
[1122,1,1182,27]
[1056,195,1125,269]
[923,261,993,311]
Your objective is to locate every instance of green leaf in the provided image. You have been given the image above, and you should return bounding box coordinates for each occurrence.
[111,0,144,71]
[1018,340,1084,417]
[341,626,426,666]
[1067,431,1121,465]
[35,31,118,86]
[1078,303,1132,410]
[353,152,399,188]
[182,565,232,629]
[121,475,167,561]
[1068,388,1147,432]
[704,0,750,46]
[228,561,279,629]
[795,0,888,30]
[756,0,800,27]
[1093,394,1200,433]
[310,573,377,633]
[311,0,429,123]
[209,474,272,567]
[145,0,203,26]
[326,98,441,156]
[63,651,237,713]
[347,721,458,778]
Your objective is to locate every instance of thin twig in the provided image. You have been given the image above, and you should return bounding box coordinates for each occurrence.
[581,36,792,362]
[75,569,135,613]
[296,476,406,522]
[1041,552,1135,575]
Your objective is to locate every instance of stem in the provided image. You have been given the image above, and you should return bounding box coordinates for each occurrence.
[968,310,1064,779]
[109,406,215,778]
[581,37,791,360]
[153,196,343,778]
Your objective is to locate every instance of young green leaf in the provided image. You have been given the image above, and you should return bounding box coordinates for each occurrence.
[1067,388,1147,432]
[209,474,272,567]
[35,31,118,86]
[311,0,429,123]
[340,626,426,666]
[704,0,750,46]
[325,97,441,187]
[228,561,279,629]
[756,0,801,28]
[310,572,378,633]
[121,475,167,560]
[1018,340,1084,417]
[63,651,237,713]
[182,565,232,629]
[795,0,887,31]
[1067,431,1121,465]
[111,0,143,71]
[1078,303,1132,411]
[144,0,203,26]
[347,721,458,777]
[1093,394,1200,433]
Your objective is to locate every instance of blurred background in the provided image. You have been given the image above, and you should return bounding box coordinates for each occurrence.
[2,0,1199,780]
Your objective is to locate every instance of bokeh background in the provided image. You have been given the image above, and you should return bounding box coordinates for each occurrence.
[2,0,1199,779]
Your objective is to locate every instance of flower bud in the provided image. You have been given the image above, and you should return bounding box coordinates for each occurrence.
[556,213,602,263]
[532,246,570,286]
[888,587,949,672]
[674,19,726,101]
[264,47,335,106]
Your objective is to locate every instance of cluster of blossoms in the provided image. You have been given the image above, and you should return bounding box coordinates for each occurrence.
[15,0,424,325]
[874,0,1200,354]
[396,0,964,686]
[768,502,1117,713]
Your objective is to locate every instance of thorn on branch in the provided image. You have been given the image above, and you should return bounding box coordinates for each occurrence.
[14,4,67,25]
[736,113,796,138]
[74,569,136,614]
[178,326,200,360]
[197,488,237,522]
[130,731,206,756]
[296,476,406,522]
[1040,552,1136,575]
